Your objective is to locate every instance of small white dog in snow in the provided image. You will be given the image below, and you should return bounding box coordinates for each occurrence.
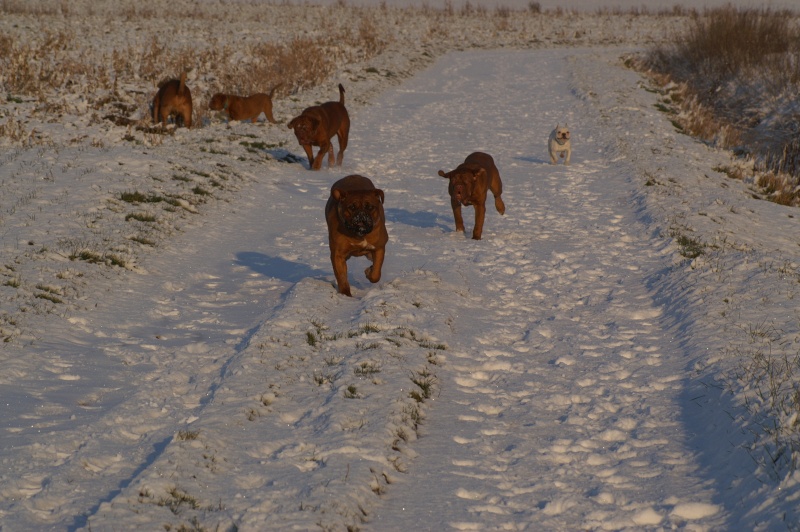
[548,123,571,165]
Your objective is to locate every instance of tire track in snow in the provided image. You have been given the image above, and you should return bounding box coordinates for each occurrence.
[0,166,308,528]
[86,272,466,530]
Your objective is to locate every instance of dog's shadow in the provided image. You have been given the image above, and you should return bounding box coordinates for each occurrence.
[266,148,308,166]
[235,251,325,283]
[385,207,449,231]
[514,155,551,165]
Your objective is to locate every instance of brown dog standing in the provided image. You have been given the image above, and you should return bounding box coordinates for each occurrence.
[325,175,388,297]
[208,85,280,123]
[438,151,505,240]
[288,84,349,170]
[152,72,192,128]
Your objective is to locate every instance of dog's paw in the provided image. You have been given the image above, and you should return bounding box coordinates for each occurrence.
[495,197,506,215]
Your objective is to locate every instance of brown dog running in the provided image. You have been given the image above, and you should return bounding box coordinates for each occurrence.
[288,84,349,170]
[438,151,506,240]
[152,72,192,128]
[325,175,388,297]
[208,85,280,123]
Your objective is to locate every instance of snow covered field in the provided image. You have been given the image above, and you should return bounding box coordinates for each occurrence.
[2,2,800,530]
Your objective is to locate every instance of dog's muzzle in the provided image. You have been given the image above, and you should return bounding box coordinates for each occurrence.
[453,183,471,205]
[345,211,373,237]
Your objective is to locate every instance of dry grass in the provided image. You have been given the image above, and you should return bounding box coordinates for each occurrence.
[0,2,397,131]
[0,0,701,140]
[726,321,800,475]
[640,6,800,204]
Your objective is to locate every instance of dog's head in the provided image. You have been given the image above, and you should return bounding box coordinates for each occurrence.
[333,188,385,237]
[288,114,319,145]
[208,93,227,111]
[438,164,486,206]
[553,124,570,144]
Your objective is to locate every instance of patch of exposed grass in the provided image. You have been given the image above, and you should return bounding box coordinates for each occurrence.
[125,212,157,222]
[119,190,158,203]
[241,141,268,151]
[348,322,380,337]
[354,361,381,376]
[35,292,63,304]
[714,165,746,181]
[344,384,360,399]
[130,235,156,246]
[757,172,799,206]
[671,230,705,259]
[106,254,128,268]
[176,429,200,441]
[409,367,437,402]
[73,250,103,263]
[158,487,200,515]
[306,331,317,347]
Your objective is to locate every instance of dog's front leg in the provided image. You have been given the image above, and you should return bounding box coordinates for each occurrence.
[301,144,316,170]
[472,203,486,240]
[564,149,571,165]
[335,132,347,166]
[331,252,352,296]
[326,143,336,168]
[451,198,465,234]
[312,142,329,170]
[365,248,385,284]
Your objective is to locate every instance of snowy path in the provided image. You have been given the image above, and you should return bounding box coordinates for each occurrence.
[356,49,724,529]
[1,48,732,530]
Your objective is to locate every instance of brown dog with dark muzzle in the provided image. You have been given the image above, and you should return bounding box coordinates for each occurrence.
[325,175,388,297]
[288,84,349,170]
[152,72,192,128]
[208,85,280,123]
[438,151,505,240]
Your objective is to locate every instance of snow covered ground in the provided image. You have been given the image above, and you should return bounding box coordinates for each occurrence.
[2,2,800,531]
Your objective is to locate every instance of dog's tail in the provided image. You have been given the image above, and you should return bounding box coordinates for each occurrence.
[266,84,282,124]
[178,72,187,95]
[269,83,283,99]
[338,83,345,105]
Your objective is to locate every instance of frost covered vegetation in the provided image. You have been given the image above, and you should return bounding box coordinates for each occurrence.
[641,6,800,205]
[639,5,800,487]
[0,0,687,135]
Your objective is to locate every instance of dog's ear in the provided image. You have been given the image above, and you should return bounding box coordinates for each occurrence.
[438,170,449,178]
[374,189,385,205]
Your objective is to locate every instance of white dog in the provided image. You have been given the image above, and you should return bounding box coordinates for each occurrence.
[548,124,571,165]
